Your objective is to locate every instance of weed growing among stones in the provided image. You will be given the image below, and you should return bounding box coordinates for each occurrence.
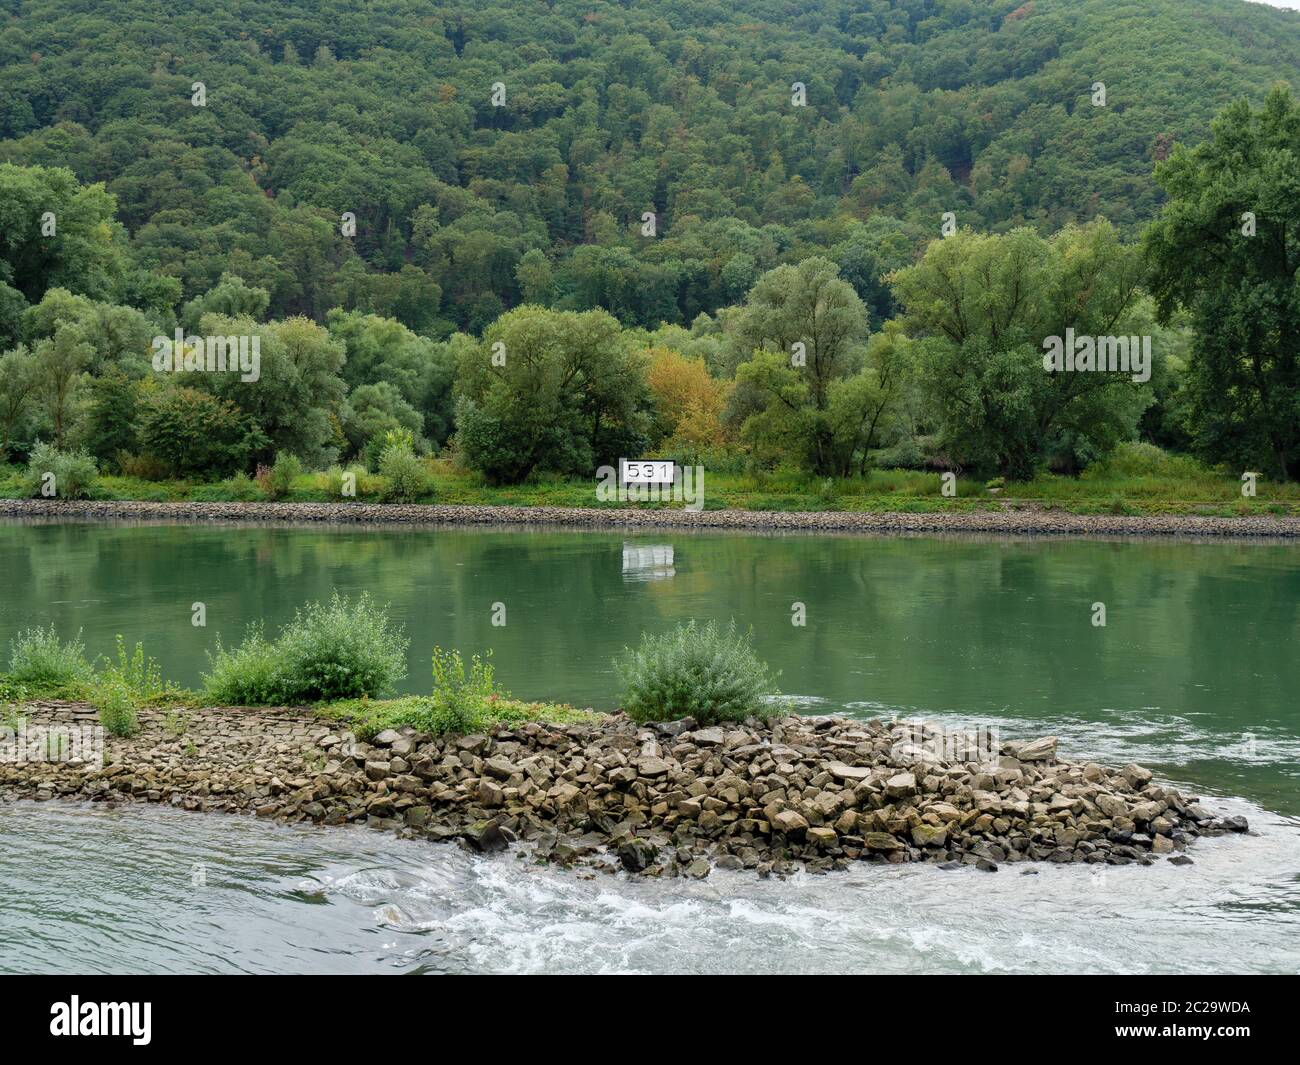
[7,626,95,692]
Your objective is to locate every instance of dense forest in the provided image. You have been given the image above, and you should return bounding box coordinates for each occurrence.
[2,0,1299,492]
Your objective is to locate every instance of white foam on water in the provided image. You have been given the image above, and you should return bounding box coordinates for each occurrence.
[3,799,1299,974]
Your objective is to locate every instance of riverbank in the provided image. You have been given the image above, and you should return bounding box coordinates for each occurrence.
[0,701,1249,877]
[5,496,1300,538]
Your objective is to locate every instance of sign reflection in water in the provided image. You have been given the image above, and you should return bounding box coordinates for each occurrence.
[622,543,675,581]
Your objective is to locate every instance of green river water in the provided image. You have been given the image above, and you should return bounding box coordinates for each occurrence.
[2,518,1298,974]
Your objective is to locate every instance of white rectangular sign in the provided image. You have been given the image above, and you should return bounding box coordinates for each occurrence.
[619,459,675,486]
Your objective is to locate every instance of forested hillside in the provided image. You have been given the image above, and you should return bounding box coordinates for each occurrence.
[3,0,1298,330]
[3,0,1300,495]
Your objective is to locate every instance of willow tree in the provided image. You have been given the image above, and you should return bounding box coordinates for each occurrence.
[890,222,1154,479]
[1145,84,1300,480]
[732,257,877,476]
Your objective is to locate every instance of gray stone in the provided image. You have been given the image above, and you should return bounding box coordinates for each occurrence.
[1010,736,1057,762]
[828,762,872,781]
[884,772,916,798]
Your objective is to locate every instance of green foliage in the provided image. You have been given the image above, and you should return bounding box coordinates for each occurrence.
[22,441,98,499]
[892,222,1153,479]
[455,305,648,483]
[222,471,262,501]
[0,163,128,303]
[81,370,141,469]
[398,647,509,735]
[7,626,94,691]
[161,708,192,738]
[99,634,168,703]
[33,325,93,447]
[201,625,283,706]
[180,274,270,332]
[325,464,370,501]
[320,646,594,740]
[615,620,782,726]
[0,3,1297,487]
[326,692,595,742]
[432,646,501,706]
[327,309,456,447]
[732,258,880,476]
[196,315,347,469]
[92,676,139,738]
[378,441,433,502]
[1146,84,1300,480]
[0,344,38,460]
[137,386,260,479]
[203,592,408,705]
[260,452,303,499]
[1095,441,1205,481]
[346,382,426,458]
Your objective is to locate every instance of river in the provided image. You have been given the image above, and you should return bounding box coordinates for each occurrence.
[1,519,1297,973]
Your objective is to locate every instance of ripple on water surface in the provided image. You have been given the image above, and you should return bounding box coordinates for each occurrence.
[1,800,1297,975]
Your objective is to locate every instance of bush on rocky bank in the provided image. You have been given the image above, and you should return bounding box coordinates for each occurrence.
[202,592,407,705]
[616,620,782,726]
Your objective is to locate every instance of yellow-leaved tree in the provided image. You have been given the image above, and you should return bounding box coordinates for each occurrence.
[644,347,730,460]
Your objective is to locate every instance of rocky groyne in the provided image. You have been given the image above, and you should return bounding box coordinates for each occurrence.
[2,496,1299,538]
[0,702,1248,876]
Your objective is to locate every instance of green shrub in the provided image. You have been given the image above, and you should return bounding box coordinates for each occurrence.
[432,646,501,716]
[202,592,407,704]
[258,452,303,499]
[353,647,508,736]
[22,442,99,500]
[137,386,258,479]
[116,451,170,480]
[274,592,407,699]
[614,620,782,726]
[379,444,432,502]
[7,626,94,690]
[202,625,284,705]
[1096,441,1204,480]
[388,696,478,737]
[93,676,139,737]
[364,426,417,473]
[222,470,261,501]
[325,464,369,501]
[100,635,168,702]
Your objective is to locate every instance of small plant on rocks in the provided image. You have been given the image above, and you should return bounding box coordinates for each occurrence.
[94,676,139,737]
[100,635,168,703]
[203,592,408,705]
[7,626,95,692]
[161,708,192,738]
[615,620,782,726]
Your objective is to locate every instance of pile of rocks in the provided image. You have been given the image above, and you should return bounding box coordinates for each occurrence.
[0,703,1248,877]
[5,496,1299,539]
